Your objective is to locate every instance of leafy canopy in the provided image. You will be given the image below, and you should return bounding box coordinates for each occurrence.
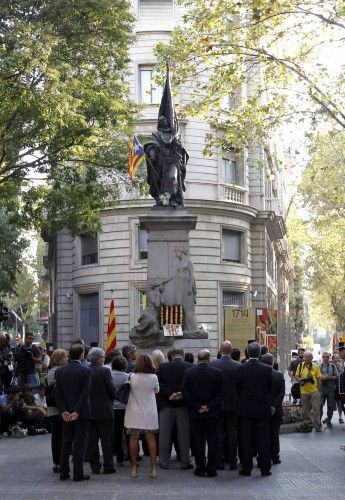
[0,0,137,236]
[156,0,345,151]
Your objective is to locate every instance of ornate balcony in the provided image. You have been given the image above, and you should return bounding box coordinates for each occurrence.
[222,184,248,204]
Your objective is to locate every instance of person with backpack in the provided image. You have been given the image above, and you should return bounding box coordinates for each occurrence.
[46,349,68,473]
[319,352,337,429]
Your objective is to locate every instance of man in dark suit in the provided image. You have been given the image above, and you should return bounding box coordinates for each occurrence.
[182,349,223,477]
[55,344,91,481]
[157,348,193,470]
[236,341,272,477]
[261,353,285,465]
[87,347,117,474]
[212,340,240,470]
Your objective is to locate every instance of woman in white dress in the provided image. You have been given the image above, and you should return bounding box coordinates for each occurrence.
[124,353,159,478]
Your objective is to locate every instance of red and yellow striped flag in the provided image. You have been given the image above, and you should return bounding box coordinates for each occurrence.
[105,298,116,353]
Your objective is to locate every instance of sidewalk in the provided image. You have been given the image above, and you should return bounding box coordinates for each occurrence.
[1,423,344,500]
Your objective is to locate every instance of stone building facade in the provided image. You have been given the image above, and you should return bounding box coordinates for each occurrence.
[45,0,293,368]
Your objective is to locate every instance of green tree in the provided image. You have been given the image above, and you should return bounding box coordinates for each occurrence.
[0,0,137,236]
[300,131,345,331]
[287,207,309,343]
[0,208,27,294]
[156,0,345,151]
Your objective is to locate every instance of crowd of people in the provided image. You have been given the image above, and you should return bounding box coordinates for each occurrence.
[1,330,342,482]
[288,346,345,432]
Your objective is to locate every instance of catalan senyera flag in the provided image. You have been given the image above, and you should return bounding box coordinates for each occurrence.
[105,298,117,353]
[128,135,145,178]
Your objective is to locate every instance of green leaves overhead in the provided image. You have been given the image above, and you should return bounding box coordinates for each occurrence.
[156,0,345,151]
[0,0,137,236]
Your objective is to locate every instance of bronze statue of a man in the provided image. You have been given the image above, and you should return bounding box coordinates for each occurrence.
[144,68,189,207]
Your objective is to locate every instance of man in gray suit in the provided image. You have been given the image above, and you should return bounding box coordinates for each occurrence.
[212,341,240,470]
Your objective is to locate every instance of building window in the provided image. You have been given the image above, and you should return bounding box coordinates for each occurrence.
[138,289,147,318]
[81,236,98,266]
[138,0,173,29]
[223,290,245,308]
[222,229,241,263]
[222,157,237,185]
[138,228,148,260]
[140,67,163,104]
[79,292,99,346]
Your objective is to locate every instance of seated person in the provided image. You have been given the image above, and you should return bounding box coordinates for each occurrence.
[34,384,49,431]
[20,384,47,434]
[0,387,24,435]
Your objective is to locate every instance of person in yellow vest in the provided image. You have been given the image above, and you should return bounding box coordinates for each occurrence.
[295,351,322,432]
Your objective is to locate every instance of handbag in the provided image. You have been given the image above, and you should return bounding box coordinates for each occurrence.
[45,372,57,407]
[114,374,131,405]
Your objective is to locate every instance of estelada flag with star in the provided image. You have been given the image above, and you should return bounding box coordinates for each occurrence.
[105,297,117,353]
[128,135,145,178]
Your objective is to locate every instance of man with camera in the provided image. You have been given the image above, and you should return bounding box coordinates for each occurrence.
[295,351,322,432]
[15,332,41,392]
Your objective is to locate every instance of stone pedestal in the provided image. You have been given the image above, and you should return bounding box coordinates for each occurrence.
[130,208,208,348]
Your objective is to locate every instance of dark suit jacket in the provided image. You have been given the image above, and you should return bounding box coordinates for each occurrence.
[271,370,285,418]
[236,359,272,418]
[157,359,192,408]
[212,356,240,413]
[89,365,117,420]
[182,362,223,420]
[55,360,91,420]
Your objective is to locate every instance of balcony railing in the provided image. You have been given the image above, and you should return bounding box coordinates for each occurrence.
[222,184,248,204]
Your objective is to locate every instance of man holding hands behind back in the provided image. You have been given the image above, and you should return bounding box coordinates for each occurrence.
[55,344,91,482]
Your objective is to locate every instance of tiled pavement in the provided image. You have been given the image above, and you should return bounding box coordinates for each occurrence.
[1,424,345,500]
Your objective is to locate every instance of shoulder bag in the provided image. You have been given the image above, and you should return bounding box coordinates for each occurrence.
[114,374,131,405]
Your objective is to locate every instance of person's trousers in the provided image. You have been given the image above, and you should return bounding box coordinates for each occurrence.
[60,420,89,479]
[50,414,63,465]
[240,416,271,475]
[216,411,237,467]
[87,419,114,471]
[191,416,219,474]
[0,370,13,390]
[320,390,335,422]
[159,406,190,467]
[300,391,321,429]
[270,416,282,461]
[113,409,125,463]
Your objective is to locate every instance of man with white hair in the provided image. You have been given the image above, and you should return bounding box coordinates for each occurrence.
[295,350,322,432]
[87,347,117,474]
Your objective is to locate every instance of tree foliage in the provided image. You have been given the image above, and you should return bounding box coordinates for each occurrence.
[300,131,345,330]
[156,0,345,151]
[0,0,137,236]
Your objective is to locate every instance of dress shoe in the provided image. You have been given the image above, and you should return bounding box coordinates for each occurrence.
[217,464,225,471]
[103,468,116,474]
[229,465,237,470]
[239,470,251,476]
[131,466,137,478]
[181,463,194,470]
[59,473,70,481]
[261,471,272,477]
[73,475,90,481]
[91,468,100,474]
[194,469,206,477]
[150,465,157,478]
[159,464,169,469]
[272,459,281,465]
[117,462,124,467]
[206,471,217,477]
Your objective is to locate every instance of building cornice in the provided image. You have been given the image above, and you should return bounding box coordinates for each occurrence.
[103,198,259,222]
[252,211,287,240]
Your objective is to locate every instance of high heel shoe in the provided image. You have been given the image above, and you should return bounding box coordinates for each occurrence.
[131,466,137,478]
[150,465,157,478]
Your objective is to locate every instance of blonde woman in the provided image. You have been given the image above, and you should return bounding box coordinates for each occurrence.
[46,349,68,473]
[151,350,165,372]
[124,354,159,478]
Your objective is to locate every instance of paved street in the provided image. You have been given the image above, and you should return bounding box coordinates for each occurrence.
[1,424,345,500]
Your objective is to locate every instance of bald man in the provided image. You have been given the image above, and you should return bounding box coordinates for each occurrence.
[212,341,240,470]
[182,349,223,477]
